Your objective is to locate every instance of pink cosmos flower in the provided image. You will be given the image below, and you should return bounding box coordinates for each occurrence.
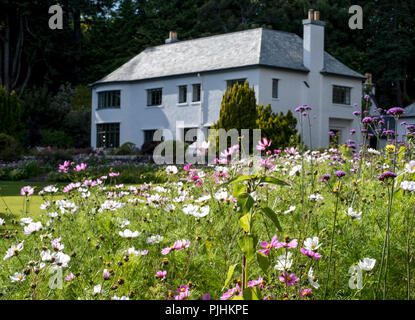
[247,276,265,289]
[109,172,120,177]
[174,285,190,300]
[278,271,299,286]
[300,248,322,260]
[276,238,298,249]
[258,235,279,256]
[184,164,191,171]
[20,186,34,197]
[220,284,242,300]
[103,269,111,280]
[156,270,167,278]
[256,137,272,151]
[74,163,87,172]
[58,160,71,173]
[162,239,190,255]
[300,288,312,298]
[65,273,76,282]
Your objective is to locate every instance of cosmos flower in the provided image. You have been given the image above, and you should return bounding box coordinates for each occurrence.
[300,248,322,260]
[119,229,141,238]
[247,276,265,289]
[256,137,272,151]
[166,165,178,175]
[10,272,26,283]
[156,270,167,278]
[358,258,376,271]
[20,186,34,197]
[278,271,299,286]
[258,235,279,256]
[3,241,24,261]
[308,268,320,289]
[345,207,362,220]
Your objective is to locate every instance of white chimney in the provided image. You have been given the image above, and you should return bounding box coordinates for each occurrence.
[303,9,325,71]
[165,31,179,44]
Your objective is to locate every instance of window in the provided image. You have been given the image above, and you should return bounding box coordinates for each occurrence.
[144,130,156,142]
[147,88,162,106]
[332,86,351,105]
[96,123,120,148]
[192,84,201,102]
[272,79,279,99]
[97,91,120,109]
[178,85,187,104]
[226,78,247,90]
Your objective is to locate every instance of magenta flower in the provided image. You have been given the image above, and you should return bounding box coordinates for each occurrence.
[184,164,191,171]
[334,171,346,178]
[109,172,120,177]
[256,137,272,151]
[20,186,34,197]
[220,284,242,300]
[74,163,87,172]
[300,248,322,260]
[276,238,298,249]
[387,107,405,116]
[247,276,265,289]
[162,239,190,255]
[278,271,299,286]
[378,171,397,181]
[300,288,312,298]
[258,235,279,256]
[65,273,76,282]
[156,270,167,278]
[58,160,70,173]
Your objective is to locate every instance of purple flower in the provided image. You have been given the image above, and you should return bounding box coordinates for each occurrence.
[353,111,361,116]
[378,171,397,181]
[364,94,371,100]
[279,272,299,286]
[258,235,279,256]
[318,174,331,183]
[362,117,374,124]
[387,107,405,116]
[334,171,346,178]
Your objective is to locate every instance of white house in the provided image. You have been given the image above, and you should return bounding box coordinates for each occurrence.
[89,10,365,151]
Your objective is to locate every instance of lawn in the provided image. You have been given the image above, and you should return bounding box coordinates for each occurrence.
[0,181,66,219]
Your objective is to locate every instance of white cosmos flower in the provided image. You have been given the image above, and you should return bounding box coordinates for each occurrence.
[183,204,209,218]
[405,161,415,173]
[308,267,320,289]
[43,185,59,193]
[93,284,103,295]
[195,195,212,203]
[52,252,71,267]
[358,258,376,271]
[289,165,302,176]
[48,212,59,218]
[308,194,324,201]
[214,190,228,201]
[99,200,123,212]
[164,203,176,212]
[40,201,50,210]
[274,252,293,271]
[165,165,178,175]
[40,249,52,261]
[10,272,25,282]
[111,295,129,300]
[3,241,24,261]
[119,229,140,238]
[345,207,362,220]
[401,181,415,192]
[20,217,33,226]
[147,235,164,244]
[284,206,296,215]
[56,200,78,214]
[303,236,321,251]
[0,218,5,225]
[23,222,43,235]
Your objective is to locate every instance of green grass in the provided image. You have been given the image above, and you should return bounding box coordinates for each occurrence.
[0,181,66,219]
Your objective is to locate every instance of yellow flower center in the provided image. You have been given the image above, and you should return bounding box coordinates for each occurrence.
[18,275,23,280]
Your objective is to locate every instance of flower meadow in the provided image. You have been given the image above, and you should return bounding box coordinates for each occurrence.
[2,108,415,300]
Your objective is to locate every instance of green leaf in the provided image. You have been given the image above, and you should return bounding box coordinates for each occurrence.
[233,184,246,198]
[259,176,290,186]
[242,287,261,300]
[261,207,282,232]
[227,175,253,185]
[238,235,256,262]
[238,213,251,233]
[256,252,270,273]
[222,264,238,291]
[237,193,254,213]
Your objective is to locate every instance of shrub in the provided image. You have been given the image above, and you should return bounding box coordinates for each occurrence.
[141,141,160,155]
[0,87,22,138]
[256,104,298,150]
[42,129,74,149]
[0,133,22,161]
[111,142,140,155]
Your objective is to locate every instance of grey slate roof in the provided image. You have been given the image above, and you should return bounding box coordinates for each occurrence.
[402,103,415,118]
[92,28,365,86]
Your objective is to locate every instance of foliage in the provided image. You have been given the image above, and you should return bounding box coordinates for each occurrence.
[110,142,141,156]
[0,133,22,161]
[256,104,298,150]
[0,87,22,139]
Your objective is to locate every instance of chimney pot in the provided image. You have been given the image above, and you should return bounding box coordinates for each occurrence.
[308,9,314,20]
[314,11,320,21]
[165,31,179,44]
